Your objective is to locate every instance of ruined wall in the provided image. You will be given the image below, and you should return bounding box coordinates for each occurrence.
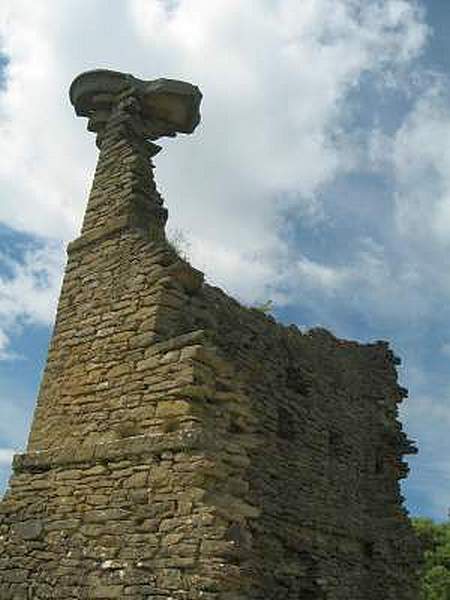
[182,285,422,599]
[0,70,422,600]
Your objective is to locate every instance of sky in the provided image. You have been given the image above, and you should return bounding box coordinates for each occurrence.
[0,0,449,522]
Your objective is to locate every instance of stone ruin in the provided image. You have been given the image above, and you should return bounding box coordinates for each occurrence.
[0,69,422,599]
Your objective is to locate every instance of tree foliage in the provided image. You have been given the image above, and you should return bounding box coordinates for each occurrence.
[412,517,450,599]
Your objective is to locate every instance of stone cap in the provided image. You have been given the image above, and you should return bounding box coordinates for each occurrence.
[69,68,202,140]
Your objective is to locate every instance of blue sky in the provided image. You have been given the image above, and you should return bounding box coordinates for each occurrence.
[1,0,450,522]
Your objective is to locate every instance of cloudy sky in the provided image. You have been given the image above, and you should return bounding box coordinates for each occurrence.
[1,0,449,522]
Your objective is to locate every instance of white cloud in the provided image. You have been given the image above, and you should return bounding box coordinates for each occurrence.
[0,449,14,496]
[0,242,64,358]
[0,448,14,467]
[354,79,450,325]
[392,83,450,246]
[0,329,11,359]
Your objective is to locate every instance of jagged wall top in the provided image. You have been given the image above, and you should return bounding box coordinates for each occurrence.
[69,68,202,145]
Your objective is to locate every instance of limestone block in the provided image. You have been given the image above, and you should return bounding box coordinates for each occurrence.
[88,583,124,598]
[157,568,183,589]
[13,520,43,540]
[156,400,192,418]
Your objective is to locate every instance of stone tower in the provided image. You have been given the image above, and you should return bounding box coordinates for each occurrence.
[0,69,422,600]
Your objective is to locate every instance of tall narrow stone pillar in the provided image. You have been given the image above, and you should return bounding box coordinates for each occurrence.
[25,70,203,453]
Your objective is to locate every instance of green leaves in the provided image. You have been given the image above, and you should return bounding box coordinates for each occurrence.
[412,518,450,599]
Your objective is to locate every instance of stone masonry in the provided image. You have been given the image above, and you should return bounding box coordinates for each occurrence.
[0,69,422,599]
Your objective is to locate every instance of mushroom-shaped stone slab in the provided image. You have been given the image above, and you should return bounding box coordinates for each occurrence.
[69,69,202,140]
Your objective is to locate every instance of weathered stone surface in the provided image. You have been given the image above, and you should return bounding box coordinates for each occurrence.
[14,519,43,540]
[69,68,202,142]
[0,68,421,600]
